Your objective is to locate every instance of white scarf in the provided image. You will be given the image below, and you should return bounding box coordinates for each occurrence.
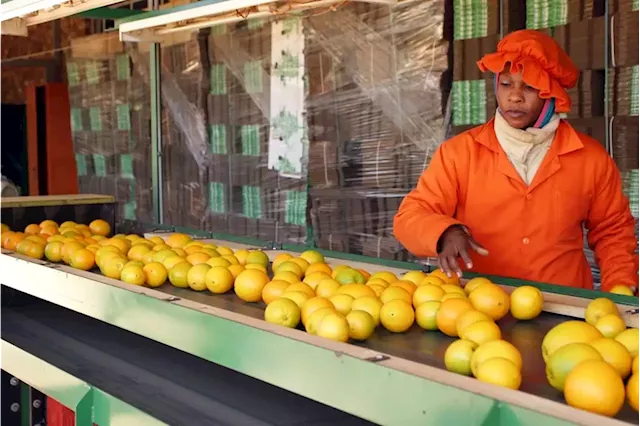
[493,109,561,185]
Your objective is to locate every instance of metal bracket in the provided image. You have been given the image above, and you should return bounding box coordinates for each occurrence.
[625,309,639,315]
[161,296,181,302]
[261,241,283,250]
[364,355,390,363]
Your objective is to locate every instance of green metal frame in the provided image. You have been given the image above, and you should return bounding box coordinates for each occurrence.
[0,253,631,426]
[75,7,145,20]
[2,341,164,426]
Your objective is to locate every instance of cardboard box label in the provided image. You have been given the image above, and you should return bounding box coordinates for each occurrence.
[241,125,260,156]
[86,61,100,85]
[117,104,131,131]
[89,107,102,132]
[92,154,107,177]
[120,154,134,179]
[285,190,307,226]
[452,80,488,125]
[454,0,489,40]
[242,185,262,219]
[116,54,130,81]
[208,182,226,213]
[67,62,81,86]
[244,61,263,94]
[70,108,83,132]
[210,63,227,95]
[75,154,87,176]
[210,125,227,154]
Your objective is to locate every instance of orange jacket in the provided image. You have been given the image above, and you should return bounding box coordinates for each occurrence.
[394,120,638,291]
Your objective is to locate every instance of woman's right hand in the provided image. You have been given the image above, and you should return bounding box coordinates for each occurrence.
[437,225,489,278]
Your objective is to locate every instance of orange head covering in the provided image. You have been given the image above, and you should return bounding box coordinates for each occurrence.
[477,30,579,113]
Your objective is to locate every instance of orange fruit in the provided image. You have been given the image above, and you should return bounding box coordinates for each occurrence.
[367,278,390,288]
[163,255,187,270]
[234,269,270,302]
[244,264,267,273]
[215,246,233,256]
[286,282,316,299]
[336,283,376,299]
[172,248,187,258]
[302,272,332,290]
[204,266,234,294]
[509,285,544,320]
[95,245,120,266]
[380,286,411,305]
[222,255,239,265]
[264,298,300,328]
[69,249,95,271]
[468,283,510,321]
[444,339,477,376]
[26,235,47,246]
[615,328,639,357]
[281,291,309,309]
[463,277,492,295]
[305,307,335,334]
[471,340,522,376]
[141,250,156,265]
[305,263,332,277]
[1,231,15,248]
[330,294,355,315]
[184,244,204,255]
[124,260,144,269]
[412,284,445,307]
[89,219,111,237]
[44,241,64,263]
[300,250,325,265]
[595,314,627,338]
[627,373,639,412]
[142,262,168,287]
[165,233,192,248]
[585,297,619,326]
[262,280,292,305]
[151,243,171,252]
[390,280,417,296]
[59,221,77,229]
[232,249,250,266]
[245,250,270,268]
[351,296,383,326]
[152,249,177,264]
[227,264,245,279]
[168,262,191,288]
[316,312,350,342]
[429,269,460,286]
[25,242,46,259]
[542,321,604,363]
[456,309,493,337]
[301,297,334,325]
[273,271,301,285]
[187,252,211,266]
[367,284,386,297]
[272,253,294,271]
[16,239,32,256]
[61,241,85,264]
[415,300,441,330]
[39,220,57,229]
[207,257,232,268]
[459,320,501,346]
[380,300,415,333]
[120,265,146,286]
[401,270,427,286]
[564,360,625,417]
[357,269,371,281]
[369,271,398,284]
[346,310,375,341]
[475,358,521,390]
[436,298,473,337]
[289,257,310,274]
[24,224,41,235]
[101,255,127,279]
[4,232,25,251]
[634,355,639,375]
[105,237,131,254]
[276,261,304,278]
[419,275,445,287]
[441,284,466,296]
[590,338,633,379]
[609,285,635,296]
[187,264,211,291]
[331,265,351,279]
[334,268,366,285]
[315,279,341,299]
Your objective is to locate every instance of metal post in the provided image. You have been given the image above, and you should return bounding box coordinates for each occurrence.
[149,0,164,224]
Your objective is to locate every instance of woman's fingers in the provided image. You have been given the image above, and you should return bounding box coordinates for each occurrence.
[468,237,489,256]
[459,247,474,269]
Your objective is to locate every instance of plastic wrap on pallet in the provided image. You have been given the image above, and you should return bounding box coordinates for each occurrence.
[65,34,154,224]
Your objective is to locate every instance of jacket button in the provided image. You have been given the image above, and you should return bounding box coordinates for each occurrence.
[526,194,532,200]
[522,237,530,245]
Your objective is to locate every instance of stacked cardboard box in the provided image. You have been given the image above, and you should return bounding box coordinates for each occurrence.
[66,34,153,224]
[305,0,448,261]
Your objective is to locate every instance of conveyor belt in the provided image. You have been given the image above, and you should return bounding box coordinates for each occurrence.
[157,286,639,424]
[1,296,376,426]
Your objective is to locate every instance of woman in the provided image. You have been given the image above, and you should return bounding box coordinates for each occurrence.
[393,30,637,292]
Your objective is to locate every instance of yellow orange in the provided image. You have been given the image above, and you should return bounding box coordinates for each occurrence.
[163,255,187,270]
[24,224,41,235]
[436,298,473,337]
[245,250,269,268]
[367,278,390,288]
[456,309,493,337]
[595,314,627,338]
[153,249,178,264]
[120,264,146,286]
[444,339,477,376]
[89,219,111,237]
[101,255,127,280]
[585,297,619,326]
[419,275,445,287]
[627,373,639,412]
[289,257,310,274]
[206,257,232,268]
[590,338,633,379]
[305,263,332,277]
[615,328,639,357]
[234,269,270,302]
[168,262,191,288]
[286,282,315,299]
[61,241,85,264]
[542,321,604,362]
[272,253,294,271]
[316,312,350,342]
[475,358,521,390]
[367,284,386,297]
[244,264,267,273]
[69,249,95,271]
[380,300,415,333]
[233,249,250,266]
[273,271,301,285]
[281,291,310,309]
[609,285,635,296]
[300,250,325,265]
[415,300,441,330]
[303,272,332,290]
[301,297,334,325]
[276,261,304,278]
[564,360,625,417]
[471,340,522,377]
[468,283,510,321]
[305,307,335,335]
[463,277,492,295]
[369,271,398,284]
[166,233,192,248]
[546,342,603,391]
[143,262,168,287]
[390,280,417,296]
[204,266,234,294]
[315,279,341,299]
[227,264,245,279]
[346,310,375,341]
[44,241,64,263]
[222,255,239,265]
[351,296,383,326]
[215,246,234,256]
[187,264,211,291]
[401,270,426,286]
[634,355,639,375]
[187,252,211,266]
[330,294,355,316]
[412,284,445,308]
[264,298,300,328]
[509,285,544,320]
[336,283,376,299]
[380,286,412,305]
[429,269,460,286]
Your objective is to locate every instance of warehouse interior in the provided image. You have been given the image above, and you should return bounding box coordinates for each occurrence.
[1,0,639,425]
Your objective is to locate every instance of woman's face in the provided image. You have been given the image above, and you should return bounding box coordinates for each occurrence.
[496,69,546,129]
